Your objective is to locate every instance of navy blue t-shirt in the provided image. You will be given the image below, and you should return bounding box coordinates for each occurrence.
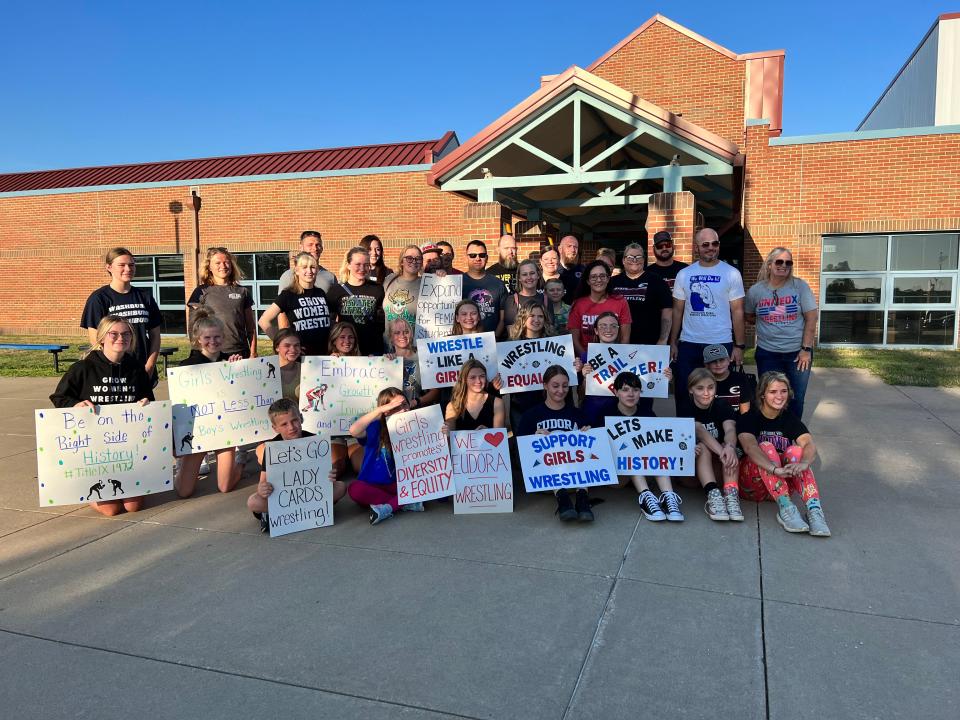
[516,402,582,437]
[81,285,162,368]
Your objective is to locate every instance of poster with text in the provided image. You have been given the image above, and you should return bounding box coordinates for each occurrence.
[299,356,403,434]
[36,402,174,506]
[416,332,498,389]
[497,334,578,394]
[416,273,462,340]
[584,343,670,397]
[387,404,453,504]
[516,429,619,493]
[168,356,282,455]
[266,434,334,537]
[450,429,513,514]
[604,416,695,477]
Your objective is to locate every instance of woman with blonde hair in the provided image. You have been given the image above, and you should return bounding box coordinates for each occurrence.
[258,251,332,355]
[505,303,566,432]
[444,359,505,432]
[188,246,257,358]
[386,318,439,410]
[502,258,547,335]
[381,245,422,337]
[326,246,386,355]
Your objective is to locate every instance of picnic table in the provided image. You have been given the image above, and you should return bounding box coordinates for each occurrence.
[0,343,71,372]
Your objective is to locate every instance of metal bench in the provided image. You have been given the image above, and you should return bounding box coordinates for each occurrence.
[0,343,71,372]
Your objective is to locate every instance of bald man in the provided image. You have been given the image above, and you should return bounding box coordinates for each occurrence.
[487,234,519,292]
[557,234,584,303]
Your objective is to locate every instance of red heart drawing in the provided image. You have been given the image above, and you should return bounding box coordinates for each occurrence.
[484,431,505,447]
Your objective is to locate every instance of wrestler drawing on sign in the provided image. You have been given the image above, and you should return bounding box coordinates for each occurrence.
[266,362,277,379]
[87,481,106,501]
[109,478,124,496]
[303,384,328,412]
[180,432,194,452]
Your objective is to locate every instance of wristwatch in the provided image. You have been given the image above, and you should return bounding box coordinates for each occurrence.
[734,343,746,350]
[801,345,813,352]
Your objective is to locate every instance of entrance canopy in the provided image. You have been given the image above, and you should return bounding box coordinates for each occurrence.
[430,67,741,238]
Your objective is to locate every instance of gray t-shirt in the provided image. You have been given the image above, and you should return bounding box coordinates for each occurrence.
[382,274,421,331]
[745,278,817,353]
[278,265,336,294]
[187,284,254,355]
[462,272,508,333]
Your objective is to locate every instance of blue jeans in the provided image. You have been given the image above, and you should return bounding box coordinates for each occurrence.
[755,346,811,419]
[675,341,733,414]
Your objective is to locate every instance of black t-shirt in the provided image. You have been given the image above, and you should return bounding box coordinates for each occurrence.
[609,271,672,345]
[559,264,585,303]
[462,273,509,334]
[517,402,582,437]
[487,262,518,293]
[179,349,231,366]
[257,430,316,474]
[275,287,332,356]
[81,285,162,368]
[502,292,546,335]
[688,401,737,441]
[714,370,754,413]
[737,409,809,453]
[644,261,688,291]
[325,281,386,355]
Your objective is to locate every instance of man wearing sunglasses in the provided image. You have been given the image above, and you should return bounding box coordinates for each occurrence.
[436,241,462,274]
[670,228,746,413]
[278,230,337,293]
[610,242,673,345]
[644,230,688,290]
[461,240,507,335]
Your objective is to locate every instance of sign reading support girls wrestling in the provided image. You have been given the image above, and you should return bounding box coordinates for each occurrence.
[450,429,513,514]
[266,434,334,537]
[387,404,453,504]
[416,274,462,340]
[417,332,497,389]
[516,429,618,493]
[584,343,670,398]
[299,356,403,434]
[604,416,695,476]
[35,402,174,506]
[168,357,281,456]
[496,335,578,393]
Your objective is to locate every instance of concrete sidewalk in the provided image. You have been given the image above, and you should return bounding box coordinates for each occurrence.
[0,370,957,719]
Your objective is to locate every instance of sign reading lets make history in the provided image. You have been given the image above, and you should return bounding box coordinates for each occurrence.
[604,416,695,477]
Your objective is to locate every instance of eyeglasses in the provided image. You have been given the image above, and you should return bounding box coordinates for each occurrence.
[467,252,488,259]
[623,254,644,263]
[700,241,720,248]
[596,323,620,331]
[773,259,794,267]
[440,252,453,258]
[105,331,133,341]
[402,256,422,263]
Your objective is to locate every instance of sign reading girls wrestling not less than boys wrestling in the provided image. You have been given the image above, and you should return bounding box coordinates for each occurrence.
[36,402,174,506]
[450,429,513,514]
[416,273,462,340]
[387,404,454,504]
[299,355,403,434]
[584,343,670,397]
[496,335,578,393]
[266,434,334,537]
[516,429,619,493]
[604,416,696,476]
[416,332,498,389]
[168,356,282,456]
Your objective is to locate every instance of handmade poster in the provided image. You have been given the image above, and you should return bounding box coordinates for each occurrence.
[516,428,619,493]
[416,332,498,389]
[299,355,402,434]
[450,429,513,514]
[497,334,578,394]
[416,273,462,339]
[266,434,334,537]
[604,416,695,477]
[168,356,281,456]
[387,404,453,504]
[584,343,670,397]
[35,402,174,506]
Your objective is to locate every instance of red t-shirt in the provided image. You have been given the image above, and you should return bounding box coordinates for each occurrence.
[567,295,632,349]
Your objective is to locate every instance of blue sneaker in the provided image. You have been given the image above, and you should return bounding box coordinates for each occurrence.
[401,502,424,512]
[369,503,394,525]
[638,490,666,521]
[660,491,685,522]
[776,499,809,533]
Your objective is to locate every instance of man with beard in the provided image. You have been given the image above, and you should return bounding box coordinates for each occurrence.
[609,242,672,345]
[487,234,518,291]
[278,230,337,293]
[436,241,462,274]
[461,240,507,335]
[644,230,688,291]
[557,234,585,303]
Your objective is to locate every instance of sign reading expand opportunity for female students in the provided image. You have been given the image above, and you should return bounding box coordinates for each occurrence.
[517,429,618,493]
[387,404,453,504]
[35,402,174,506]
[416,332,497,389]
[300,356,403,434]
[584,343,670,397]
[496,335,577,393]
[168,356,282,455]
[266,434,334,537]
[604,416,695,476]
[416,274,462,340]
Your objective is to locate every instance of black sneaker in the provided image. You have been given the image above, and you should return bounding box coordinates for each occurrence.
[575,489,594,522]
[555,490,577,521]
[252,511,270,535]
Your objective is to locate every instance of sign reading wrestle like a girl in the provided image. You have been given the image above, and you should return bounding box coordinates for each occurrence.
[168,356,282,455]
[584,343,671,397]
[299,355,403,434]
[416,332,498,389]
[36,402,174,506]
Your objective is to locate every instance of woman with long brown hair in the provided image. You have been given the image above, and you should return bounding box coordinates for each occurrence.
[360,234,393,284]
[445,359,506,432]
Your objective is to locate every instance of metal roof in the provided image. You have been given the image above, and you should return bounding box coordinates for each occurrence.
[0,132,458,194]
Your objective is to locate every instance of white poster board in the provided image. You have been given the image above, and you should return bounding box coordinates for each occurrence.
[416,273,462,339]
[450,429,513,514]
[516,428,619,493]
[584,344,671,397]
[299,356,403,434]
[497,334,578,394]
[36,402,174,506]
[604,416,695,476]
[387,404,453,504]
[266,434,334,537]
[416,332,498,389]
[168,356,282,455]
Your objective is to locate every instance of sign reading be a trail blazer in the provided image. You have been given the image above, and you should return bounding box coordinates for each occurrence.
[496,335,578,393]
[584,343,670,397]
[517,429,619,493]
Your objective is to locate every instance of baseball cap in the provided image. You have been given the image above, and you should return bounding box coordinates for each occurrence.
[703,344,730,363]
[421,243,441,255]
[653,231,672,246]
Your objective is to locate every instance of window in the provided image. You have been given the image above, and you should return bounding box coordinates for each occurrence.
[819,233,959,347]
[234,252,290,332]
[134,254,186,335]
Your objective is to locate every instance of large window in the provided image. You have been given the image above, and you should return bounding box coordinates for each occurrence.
[135,254,186,335]
[234,252,290,331]
[820,233,959,347]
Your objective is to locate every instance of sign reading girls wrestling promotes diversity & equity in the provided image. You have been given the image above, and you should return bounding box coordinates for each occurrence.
[416,332,498,389]
[266,434,334,537]
[516,429,619,493]
[299,356,403,434]
[387,404,453,504]
[584,343,670,397]
[168,356,282,455]
[450,429,513,514]
[36,402,174,506]
[604,416,695,476]
[496,334,578,393]
[416,274,462,339]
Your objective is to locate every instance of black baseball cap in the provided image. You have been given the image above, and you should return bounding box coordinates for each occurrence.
[653,231,672,246]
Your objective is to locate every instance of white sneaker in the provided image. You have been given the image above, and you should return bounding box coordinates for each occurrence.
[704,488,729,521]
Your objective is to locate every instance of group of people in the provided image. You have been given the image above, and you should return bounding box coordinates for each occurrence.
[51,226,829,537]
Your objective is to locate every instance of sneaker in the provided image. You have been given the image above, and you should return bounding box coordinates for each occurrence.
[806,506,831,537]
[369,503,394,525]
[555,490,577,521]
[235,448,248,466]
[705,488,729,521]
[660,491,685,522]
[776,501,809,533]
[638,490,666,521]
[199,451,215,476]
[253,511,270,535]
[401,501,425,512]
[724,489,745,522]
[575,489,594,522]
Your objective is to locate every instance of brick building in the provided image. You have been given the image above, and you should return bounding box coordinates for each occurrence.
[1,13,958,347]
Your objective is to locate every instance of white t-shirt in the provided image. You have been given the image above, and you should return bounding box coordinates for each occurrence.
[672,261,745,344]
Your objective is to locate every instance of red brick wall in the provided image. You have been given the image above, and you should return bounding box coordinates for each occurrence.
[646,191,696,263]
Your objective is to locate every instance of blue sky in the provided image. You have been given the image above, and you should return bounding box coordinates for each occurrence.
[0,1,949,173]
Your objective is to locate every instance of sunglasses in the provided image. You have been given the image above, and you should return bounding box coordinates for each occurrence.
[773,259,794,267]
[467,252,488,259]
[654,242,673,248]
[700,241,720,248]
[623,254,644,263]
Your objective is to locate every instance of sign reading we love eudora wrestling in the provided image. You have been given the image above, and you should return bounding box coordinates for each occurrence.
[604,416,695,477]
[496,335,578,393]
[584,344,670,397]
[387,404,453,504]
[266,434,334,537]
[450,429,513,514]
[516,429,618,493]
[416,332,497,389]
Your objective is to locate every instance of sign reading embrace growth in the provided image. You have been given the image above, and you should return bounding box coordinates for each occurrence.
[300,355,403,434]
[517,429,618,493]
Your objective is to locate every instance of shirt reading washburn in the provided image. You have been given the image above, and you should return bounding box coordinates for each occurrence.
[274,287,332,356]
[81,285,162,368]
